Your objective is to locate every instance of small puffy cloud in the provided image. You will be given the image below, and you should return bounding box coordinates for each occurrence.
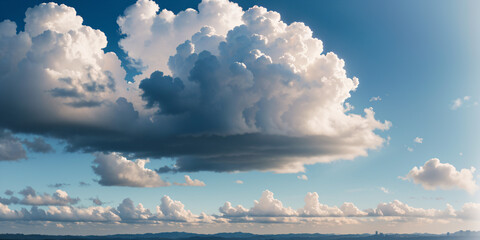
[235,180,243,184]
[297,175,308,181]
[0,187,79,206]
[0,129,26,161]
[407,147,413,152]
[403,158,478,194]
[451,96,473,110]
[22,137,55,153]
[92,153,170,187]
[414,137,423,144]
[369,96,381,102]
[90,197,104,206]
[173,175,206,187]
[380,187,389,194]
[19,187,80,206]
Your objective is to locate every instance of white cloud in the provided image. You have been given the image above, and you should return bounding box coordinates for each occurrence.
[407,147,414,152]
[92,153,170,187]
[156,195,198,222]
[219,201,249,217]
[403,158,478,194]
[451,96,472,110]
[0,194,212,223]
[21,189,79,206]
[297,175,308,181]
[0,187,79,206]
[298,192,367,217]
[220,191,368,221]
[249,190,297,217]
[367,200,455,218]
[380,187,389,194]
[118,0,244,78]
[235,180,243,184]
[414,137,423,144]
[298,192,343,217]
[218,190,478,224]
[456,202,480,220]
[369,96,382,102]
[0,190,479,225]
[131,0,391,173]
[173,175,206,187]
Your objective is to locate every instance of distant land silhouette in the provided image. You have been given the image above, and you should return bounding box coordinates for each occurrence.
[0,231,478,240]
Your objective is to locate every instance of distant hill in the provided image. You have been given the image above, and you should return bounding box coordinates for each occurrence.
[0,231,478,240]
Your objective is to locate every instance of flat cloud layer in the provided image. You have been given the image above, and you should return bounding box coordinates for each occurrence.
[403,158,478,194]
[0,0,390,173]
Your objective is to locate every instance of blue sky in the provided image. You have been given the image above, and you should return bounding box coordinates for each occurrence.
[0,0,479,235]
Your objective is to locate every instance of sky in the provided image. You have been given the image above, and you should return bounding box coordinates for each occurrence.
[0,0,479,235]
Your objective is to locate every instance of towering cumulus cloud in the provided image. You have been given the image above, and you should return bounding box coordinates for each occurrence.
[0,0,389,173]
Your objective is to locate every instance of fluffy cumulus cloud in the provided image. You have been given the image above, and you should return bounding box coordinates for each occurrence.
[0,189,479,225]
[403,158,478,194]
[367,200,456,218]
[0,187,79,206]
[0,2,144,153]
[92,153,169,187]
[217,190,479,224]
[0,193,209,224]
[126,0,390,173]
[0,0,389,173]
[219,190,368,223]
[117,0,244,78]
[0,129,26,161]
[299,192,366,217]
[173,175,206,186]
